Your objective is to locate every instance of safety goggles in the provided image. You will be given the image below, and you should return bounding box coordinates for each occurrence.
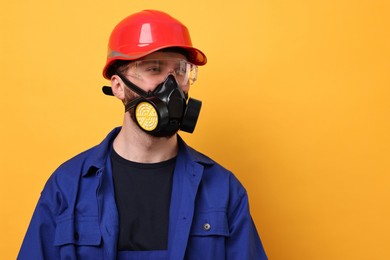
[126,59,198,87]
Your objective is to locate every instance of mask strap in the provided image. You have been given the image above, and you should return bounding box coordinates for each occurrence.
[116,72,152,112]
[124,97,142,112]
[116,72,151,98]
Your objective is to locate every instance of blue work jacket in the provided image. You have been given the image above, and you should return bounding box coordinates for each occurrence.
[18,128,267,259]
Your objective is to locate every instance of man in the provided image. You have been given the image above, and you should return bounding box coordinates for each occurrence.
[18,10,267,259]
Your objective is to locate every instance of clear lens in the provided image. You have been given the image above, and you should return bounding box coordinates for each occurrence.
[128,59,198,86]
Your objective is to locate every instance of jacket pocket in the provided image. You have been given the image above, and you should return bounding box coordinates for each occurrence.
[54,216,102,246]
[186,209,229,259]
[189,209,229,236]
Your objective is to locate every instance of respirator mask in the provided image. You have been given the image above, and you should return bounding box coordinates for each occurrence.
[103,59,202,137]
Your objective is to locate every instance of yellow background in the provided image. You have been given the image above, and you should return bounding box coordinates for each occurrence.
[1,0,389,259]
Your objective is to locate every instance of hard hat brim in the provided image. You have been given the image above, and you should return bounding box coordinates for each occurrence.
[102,45,207,80]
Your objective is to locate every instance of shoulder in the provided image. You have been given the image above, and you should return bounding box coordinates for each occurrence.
[54,146,100,176]
[185,143,245,193]
[48,127,120,181]
[40,128,119,201]
[179,137,232,176]
[39,146,99,204]
[180,140,247,211]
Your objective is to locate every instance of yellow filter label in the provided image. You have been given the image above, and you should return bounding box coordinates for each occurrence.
[135,102,158,131]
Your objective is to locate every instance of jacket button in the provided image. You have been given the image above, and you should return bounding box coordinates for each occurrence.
[203,223,211,231]
[74,232,79,240]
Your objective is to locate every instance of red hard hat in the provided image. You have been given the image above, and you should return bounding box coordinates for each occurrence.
[102,10,207,79]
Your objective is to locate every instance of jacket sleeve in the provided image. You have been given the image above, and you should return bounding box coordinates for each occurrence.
[18,176,61,260]
[18,197,60,259]
[226,192,268,260]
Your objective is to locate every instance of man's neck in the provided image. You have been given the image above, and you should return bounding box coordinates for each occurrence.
[113,116,179,163]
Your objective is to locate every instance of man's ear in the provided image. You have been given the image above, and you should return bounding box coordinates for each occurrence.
[110,75,125,100]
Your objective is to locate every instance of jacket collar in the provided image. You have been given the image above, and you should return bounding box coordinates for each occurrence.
[177,135,214,166]
[82,127,120,177]
[82,127,213,177]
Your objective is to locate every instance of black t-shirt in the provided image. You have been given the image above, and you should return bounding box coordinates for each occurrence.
[111,149,175,251]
